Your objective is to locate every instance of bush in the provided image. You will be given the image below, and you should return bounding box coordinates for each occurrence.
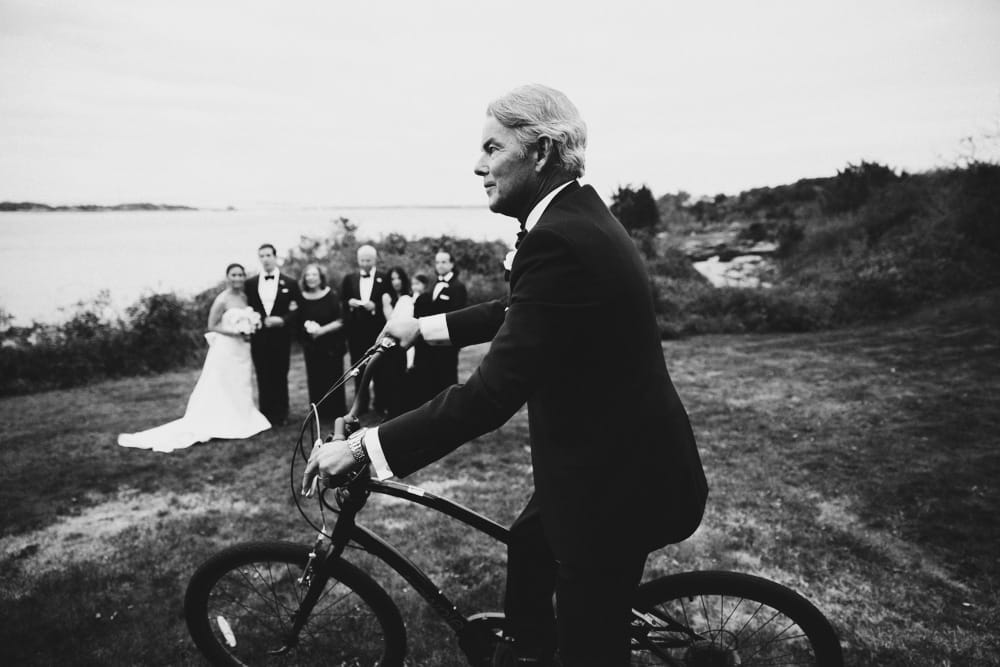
[0,292,209,396]
[952,161,1000,252]
[775,164,1000,324]
[651,277,836,338]
[124,293,206,373]
[820,161,901,214]
[610,184,660,232]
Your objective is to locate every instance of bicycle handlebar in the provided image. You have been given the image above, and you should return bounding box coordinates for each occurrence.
[300,336,397,496]
[343,336,398,428]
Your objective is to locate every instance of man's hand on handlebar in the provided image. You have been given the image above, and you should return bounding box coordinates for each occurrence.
[379,315,421,349]
[301,417,360,496]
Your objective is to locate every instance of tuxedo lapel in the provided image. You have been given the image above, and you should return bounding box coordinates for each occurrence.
[245,276,264,316]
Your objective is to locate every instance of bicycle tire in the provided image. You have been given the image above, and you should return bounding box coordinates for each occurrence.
[184,541,406,666]
[631,570,843,666]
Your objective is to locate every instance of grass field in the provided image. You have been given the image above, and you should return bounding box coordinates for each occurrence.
[2,290,998,665]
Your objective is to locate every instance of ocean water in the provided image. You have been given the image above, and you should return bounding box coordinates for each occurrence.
[0,206,513,325]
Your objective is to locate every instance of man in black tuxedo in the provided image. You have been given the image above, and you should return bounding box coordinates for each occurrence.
[424,250,468,394]
[306,85,707,665]
[245,243,301,426]
[340,244,391,414]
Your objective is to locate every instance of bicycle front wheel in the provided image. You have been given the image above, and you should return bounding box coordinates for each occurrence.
[631,571,843,666]
[184,541,406,666]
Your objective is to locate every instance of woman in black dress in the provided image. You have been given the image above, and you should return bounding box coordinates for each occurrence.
[405,273,435,411]
[298,263,346,419]
[378,266,411,417]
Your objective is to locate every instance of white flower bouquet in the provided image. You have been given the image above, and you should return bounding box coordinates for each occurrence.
[233,307,262,335]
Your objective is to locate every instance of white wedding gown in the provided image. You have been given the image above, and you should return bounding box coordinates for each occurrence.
[117,308,271,453]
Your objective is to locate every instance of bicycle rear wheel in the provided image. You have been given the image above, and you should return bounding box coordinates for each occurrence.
[631,571,843,666]
[184,541,406,666]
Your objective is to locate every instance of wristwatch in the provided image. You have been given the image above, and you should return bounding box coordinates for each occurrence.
[346,428,370,467]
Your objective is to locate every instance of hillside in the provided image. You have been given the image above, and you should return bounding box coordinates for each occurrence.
[644,161,1000,335]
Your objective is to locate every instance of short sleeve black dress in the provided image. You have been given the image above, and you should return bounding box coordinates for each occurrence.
[297,289,346,418]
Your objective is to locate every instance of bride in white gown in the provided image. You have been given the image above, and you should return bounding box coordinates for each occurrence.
[118,263,271,453]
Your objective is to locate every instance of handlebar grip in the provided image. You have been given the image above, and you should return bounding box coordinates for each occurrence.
[345,337,398,421]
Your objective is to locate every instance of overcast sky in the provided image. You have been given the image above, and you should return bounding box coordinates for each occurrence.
[1,0,998,208]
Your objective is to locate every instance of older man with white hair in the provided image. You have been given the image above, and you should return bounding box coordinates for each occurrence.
[309,84,708,665]
[340,244,391,415]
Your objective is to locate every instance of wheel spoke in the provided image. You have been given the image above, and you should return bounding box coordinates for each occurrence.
[630,572,842,666]
[186,543,403,666]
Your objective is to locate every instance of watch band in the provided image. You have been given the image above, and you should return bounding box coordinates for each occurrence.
[347,429,369,466]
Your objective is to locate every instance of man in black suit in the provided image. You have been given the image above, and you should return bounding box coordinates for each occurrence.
[245,243,301,426]
[306,85,707,665]
[424,250,468,394]
[340,244,390,414]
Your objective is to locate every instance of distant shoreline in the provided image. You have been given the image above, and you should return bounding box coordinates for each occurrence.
[0,202,495,213]
[0,202,200,212]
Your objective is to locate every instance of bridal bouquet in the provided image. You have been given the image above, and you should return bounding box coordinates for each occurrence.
[233,307,262,335]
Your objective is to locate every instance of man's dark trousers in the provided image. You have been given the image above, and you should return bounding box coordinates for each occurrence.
[504,498,647,665]
[250,327,291,424]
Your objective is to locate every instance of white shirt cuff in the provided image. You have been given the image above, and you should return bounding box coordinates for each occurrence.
[363,427,395,480]
[419,313,451,345]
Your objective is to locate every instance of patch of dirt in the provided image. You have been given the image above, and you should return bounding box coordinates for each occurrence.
[0,486,262,593]
[815,496,970,595]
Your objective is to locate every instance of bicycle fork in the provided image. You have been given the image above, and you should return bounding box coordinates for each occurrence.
[272,485,367,655]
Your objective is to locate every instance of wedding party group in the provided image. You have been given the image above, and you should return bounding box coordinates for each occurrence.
[117,242,468,453]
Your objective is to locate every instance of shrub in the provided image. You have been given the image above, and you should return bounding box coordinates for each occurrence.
[124,293,206,373]
[610,184,660,232]
[820,161,901,214]
[951,162,1000,252]
[0,291,208,396]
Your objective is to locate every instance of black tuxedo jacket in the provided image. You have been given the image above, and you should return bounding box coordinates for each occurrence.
[340,270,391,350]
[245,272,301,339]
[423,273,469,389]
[378,183,707,559]
[428,273,468,315]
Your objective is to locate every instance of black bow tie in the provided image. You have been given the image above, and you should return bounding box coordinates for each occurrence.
[264,274,275,281]
[515,228,527,249]
[360,271,371,278]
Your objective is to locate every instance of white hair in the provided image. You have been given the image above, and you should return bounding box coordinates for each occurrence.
[357,244,377,259]
[486,84,587,178]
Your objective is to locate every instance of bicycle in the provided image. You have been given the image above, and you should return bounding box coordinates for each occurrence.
[184,339,844,665]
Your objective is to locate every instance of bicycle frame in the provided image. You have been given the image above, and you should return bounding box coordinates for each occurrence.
[312,476,691,665]
[315,475,511,659]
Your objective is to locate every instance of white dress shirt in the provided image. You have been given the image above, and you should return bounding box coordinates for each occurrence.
[359,270,375,303]
[432,271,454,301]
[364,181,575,480]
[258,270,279,315]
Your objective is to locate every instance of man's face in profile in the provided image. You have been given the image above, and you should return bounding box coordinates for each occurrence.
[475,115,538,219]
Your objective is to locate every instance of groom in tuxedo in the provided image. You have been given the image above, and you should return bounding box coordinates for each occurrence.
[245,243,302,426]
[307,84,707,665]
